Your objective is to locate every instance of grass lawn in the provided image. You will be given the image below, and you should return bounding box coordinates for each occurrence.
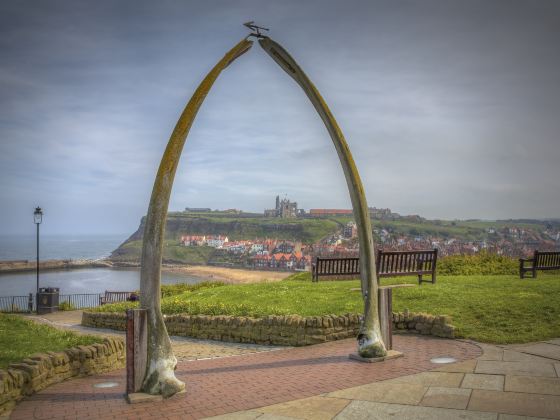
[0,314,101,369]
[95,273,560,344]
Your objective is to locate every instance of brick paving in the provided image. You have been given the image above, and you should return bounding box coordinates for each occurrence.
[10,335,481,420]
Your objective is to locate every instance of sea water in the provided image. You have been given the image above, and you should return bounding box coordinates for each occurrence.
[0,234,207,296]
[0,234,126,261]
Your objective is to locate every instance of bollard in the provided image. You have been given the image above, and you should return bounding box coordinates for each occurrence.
[126,309,148,396]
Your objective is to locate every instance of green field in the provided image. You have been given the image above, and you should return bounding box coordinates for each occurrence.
[95,272,560,344]
[0,315,100,368]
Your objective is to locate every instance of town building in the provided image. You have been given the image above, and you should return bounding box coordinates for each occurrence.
[308,207,401,219]
[309,209,353,217]
[343,222,357,238]
[181,234,228,248]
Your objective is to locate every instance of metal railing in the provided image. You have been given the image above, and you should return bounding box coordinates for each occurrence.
[0,293,103,313]
[59,294,101,310]
[0,295,33,313]
[0,292,140,313]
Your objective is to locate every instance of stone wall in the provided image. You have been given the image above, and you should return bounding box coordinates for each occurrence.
[82,310,454,346]
[0,337,125,415]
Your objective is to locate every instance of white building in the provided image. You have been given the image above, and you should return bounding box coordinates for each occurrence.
[206,235,229,248]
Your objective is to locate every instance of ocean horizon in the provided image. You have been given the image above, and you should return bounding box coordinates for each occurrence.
[0,234,210,295]
[0,234,129,262]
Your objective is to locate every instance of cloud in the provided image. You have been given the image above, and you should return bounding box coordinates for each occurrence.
[1,0,559,234]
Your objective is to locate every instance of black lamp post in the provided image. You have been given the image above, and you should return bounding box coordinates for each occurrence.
[34,206,43,310]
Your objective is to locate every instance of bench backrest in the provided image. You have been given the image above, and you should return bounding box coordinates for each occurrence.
[376,249,438,277]
[535,251,560,270]
[314,257,360,277]
[313,249,438,280]
[103,291,134,303]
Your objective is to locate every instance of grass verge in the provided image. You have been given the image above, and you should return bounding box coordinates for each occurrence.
[0,314,100,369]
[94,273,560,344]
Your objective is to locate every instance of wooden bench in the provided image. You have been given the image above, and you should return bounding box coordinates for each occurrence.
[377,249,438,284]
[312,257,360,281]
[312,249,438,284]
[99,291,137,305]
[519,250,560,279]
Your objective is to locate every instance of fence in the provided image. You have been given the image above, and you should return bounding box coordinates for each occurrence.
[59,294,101,310]
[0,293,103,313]
[0,295,33,313]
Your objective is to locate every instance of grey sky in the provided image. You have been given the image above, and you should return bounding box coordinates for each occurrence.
[1,0,559,235]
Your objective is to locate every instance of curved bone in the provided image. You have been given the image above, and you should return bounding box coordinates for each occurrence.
[259,37,386,358]
[139,38,253,397]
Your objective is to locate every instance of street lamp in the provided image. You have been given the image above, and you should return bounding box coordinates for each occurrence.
[34,206,43,311]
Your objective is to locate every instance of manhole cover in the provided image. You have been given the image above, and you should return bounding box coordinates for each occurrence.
[430,356,457,364]
[93,382,119,388]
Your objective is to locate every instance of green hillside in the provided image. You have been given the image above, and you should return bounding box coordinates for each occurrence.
[109,211,559,264]
[110,212,341,263]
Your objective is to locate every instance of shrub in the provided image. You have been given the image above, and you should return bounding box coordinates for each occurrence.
[58,301,76,311]
[438,252,517,276]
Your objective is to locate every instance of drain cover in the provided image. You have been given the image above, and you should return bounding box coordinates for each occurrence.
[430,356,457,364]
[93,382,119,388]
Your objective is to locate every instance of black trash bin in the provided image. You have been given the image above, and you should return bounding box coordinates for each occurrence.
[37,287,60,315]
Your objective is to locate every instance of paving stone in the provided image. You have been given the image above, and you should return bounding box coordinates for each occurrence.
[468,389,560,419]
[503,350,557,363]
[462,373,504,391]
[505,375,560,395]
[259,396,349,420]
[388,371,465,387]
[545,339,560,346]
[328,382,428,405]
[477,344,504,361]
[205,410,263,420]
[498,414,551,420]
[212,414,299,420]
[432,359,477,373]
[335,401,497,420]
[420,386,471,409]
[512,344,560,361]
[258,415,301,420]
[475,361,557,377]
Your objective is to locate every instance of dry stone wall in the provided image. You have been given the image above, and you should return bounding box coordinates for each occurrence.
[0,337,125,415]
[82,310,454,346]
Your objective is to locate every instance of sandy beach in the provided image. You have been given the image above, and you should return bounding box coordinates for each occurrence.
[0,258,297,284]
[163,265,293,284]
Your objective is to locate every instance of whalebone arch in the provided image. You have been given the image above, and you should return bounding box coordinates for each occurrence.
[138,36,384,397]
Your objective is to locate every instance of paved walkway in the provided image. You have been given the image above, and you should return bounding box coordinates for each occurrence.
[14,312,560,419]
[215,339,560,420]
[10,335,480,419]
[26,311,284,361]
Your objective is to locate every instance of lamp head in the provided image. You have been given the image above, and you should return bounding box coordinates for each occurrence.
[34,206,43,224]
